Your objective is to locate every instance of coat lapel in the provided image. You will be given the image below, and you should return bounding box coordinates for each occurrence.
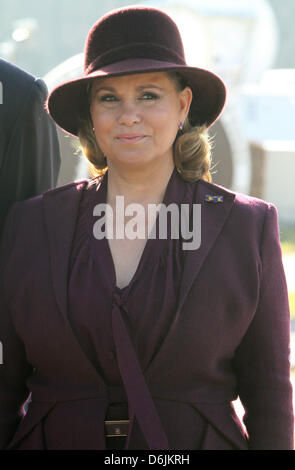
[43,180,87,321]
[145,179,236,374]
[176,180,236,316]
[42,179,108,385]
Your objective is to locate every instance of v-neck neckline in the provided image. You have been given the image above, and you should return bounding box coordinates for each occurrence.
[108,168,178,297]
[92,166,183,297]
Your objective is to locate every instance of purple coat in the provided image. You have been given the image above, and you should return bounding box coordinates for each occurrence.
[0,175,293,450]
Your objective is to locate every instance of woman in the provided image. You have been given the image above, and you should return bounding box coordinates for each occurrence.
[0,5,293,450]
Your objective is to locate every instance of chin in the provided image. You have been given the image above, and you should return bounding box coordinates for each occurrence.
[116,154,152,166]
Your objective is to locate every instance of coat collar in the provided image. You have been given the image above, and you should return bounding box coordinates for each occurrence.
[43,173,236,371]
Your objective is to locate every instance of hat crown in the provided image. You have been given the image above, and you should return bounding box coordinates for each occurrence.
[84,6,186,73]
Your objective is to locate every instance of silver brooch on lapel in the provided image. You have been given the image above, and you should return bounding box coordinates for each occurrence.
[204,194,224,203]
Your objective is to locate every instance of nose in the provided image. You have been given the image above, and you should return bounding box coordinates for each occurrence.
[117,100,141,126]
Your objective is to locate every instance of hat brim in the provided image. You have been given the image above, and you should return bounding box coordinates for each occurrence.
[47,58,226,136]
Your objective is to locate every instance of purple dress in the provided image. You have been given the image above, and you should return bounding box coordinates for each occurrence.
[67,167,207,449]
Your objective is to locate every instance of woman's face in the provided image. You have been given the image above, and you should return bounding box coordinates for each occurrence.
[90,71,192,170]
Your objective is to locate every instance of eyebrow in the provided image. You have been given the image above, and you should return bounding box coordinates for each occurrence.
[93,84,163,93]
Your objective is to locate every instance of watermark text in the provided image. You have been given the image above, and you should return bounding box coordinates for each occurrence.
[93,197,201,250]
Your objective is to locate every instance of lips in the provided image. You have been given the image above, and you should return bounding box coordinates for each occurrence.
[116,134,146,143]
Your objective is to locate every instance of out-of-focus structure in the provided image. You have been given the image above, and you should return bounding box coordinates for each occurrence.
[43,0,295,222]
[0,17,39,64]
[44,55,89,186]
[240,69,295,222]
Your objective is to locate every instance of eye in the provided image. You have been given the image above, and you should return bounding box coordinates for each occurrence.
[140,92,159,100]
[98,94,119,102]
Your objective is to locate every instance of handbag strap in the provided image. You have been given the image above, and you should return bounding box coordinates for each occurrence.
[111,299,170,450]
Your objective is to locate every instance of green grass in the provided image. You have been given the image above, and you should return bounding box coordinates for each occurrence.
[280,224,295,255]
[289,292,295,320]
[282,241,295,255]
[279,224,295,319]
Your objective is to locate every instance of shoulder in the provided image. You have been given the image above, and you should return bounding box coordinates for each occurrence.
[14,179,91,211]
[198,178,274,214]
[5,180,90,224]
[44,178,91,197]
[196,179,278,239]
[1,179,92,249]
[0,58,35,93]
[0,60,53,114]
[0,60,47,128]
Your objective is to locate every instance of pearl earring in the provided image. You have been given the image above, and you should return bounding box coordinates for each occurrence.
[179,123,183,131]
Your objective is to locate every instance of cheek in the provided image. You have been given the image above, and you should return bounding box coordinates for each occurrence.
[150,107,179,141]
[92,109,113,132]
[92,112,115,150]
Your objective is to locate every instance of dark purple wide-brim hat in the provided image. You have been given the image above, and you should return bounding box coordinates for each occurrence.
[47,5,227,136]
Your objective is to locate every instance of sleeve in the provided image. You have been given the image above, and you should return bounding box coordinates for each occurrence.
[0,203,33,449]
[233,203,294,450]
[0,78,61,237]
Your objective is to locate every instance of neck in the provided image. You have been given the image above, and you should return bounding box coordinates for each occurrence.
[106,158,175,207]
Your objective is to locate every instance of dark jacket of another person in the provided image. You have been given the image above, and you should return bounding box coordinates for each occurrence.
[0,58,61,237]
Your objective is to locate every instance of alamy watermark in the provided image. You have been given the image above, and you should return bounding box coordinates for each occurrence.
[93,196,201,250]
[0,341,3,365]
[0,81,2,104]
